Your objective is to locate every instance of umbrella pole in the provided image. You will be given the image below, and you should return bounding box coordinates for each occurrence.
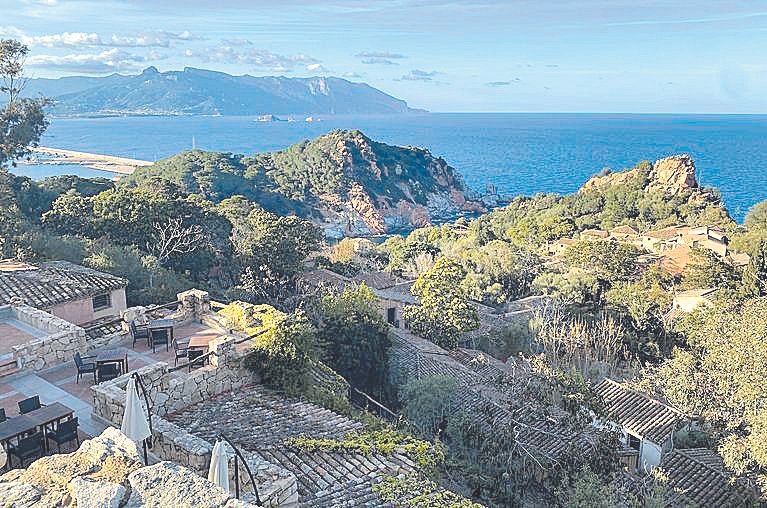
[143,439,149,465]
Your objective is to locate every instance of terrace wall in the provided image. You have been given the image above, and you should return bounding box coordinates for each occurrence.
[90,330,298,506]
[7,304,88,371]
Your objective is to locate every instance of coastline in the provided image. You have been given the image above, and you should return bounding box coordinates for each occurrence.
[19,147,153,176]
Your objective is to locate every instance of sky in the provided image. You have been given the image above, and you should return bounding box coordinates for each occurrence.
[1,0,766,113]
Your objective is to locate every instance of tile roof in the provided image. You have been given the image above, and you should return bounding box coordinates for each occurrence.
[352,271,402,290]
[168,386,419,506]
[390,330,601,464]
[595,378,685,443]
[0,260,127,309]
[660,448,757,507]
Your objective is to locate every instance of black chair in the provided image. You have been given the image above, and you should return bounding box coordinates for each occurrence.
[74,352,97,384]
[130,320,151,348]
[97,363,120,384]
[18,395,44,414]
[0,407,6,423]
[173,339,189,366]
[188,349,209,371]
[7,431,44,467]
[150,327,170,353]
[46,417,80,453]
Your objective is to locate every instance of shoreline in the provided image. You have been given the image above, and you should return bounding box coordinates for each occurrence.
[20,147,153,176]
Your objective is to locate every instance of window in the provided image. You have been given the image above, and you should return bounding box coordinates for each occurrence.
[627,433,641,451]
[93,293,111,311]
[387,307,397,325]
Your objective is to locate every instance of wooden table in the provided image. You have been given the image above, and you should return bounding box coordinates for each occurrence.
[95,349,127,374]
[186,335,212,351]
[0,402,74,451]
[0,414,36,447]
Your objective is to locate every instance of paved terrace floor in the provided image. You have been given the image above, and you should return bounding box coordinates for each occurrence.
[0,322,221,448]
[0,319,46,357]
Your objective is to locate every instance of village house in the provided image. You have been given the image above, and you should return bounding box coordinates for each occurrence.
[0,260,128,326]
[640,225,728,257]
[594,378,688,474]
[609,224,640,242]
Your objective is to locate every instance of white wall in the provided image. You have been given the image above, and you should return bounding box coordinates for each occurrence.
[640,439,663,472]
[49,287,128,325]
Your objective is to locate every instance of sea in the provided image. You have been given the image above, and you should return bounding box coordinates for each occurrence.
[11,113,767,222]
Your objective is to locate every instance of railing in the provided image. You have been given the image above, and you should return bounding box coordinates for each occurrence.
[350,387,398,421]
[218,433,261,504]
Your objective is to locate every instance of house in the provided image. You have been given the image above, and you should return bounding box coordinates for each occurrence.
[657,245,694,276]
[594,378,688,474]
[641,225,729,258]
[580,229,610,241]
[609,225,640,242]
[297,268,416,328]
[659,448,759,506]
[548,237,576,256]
[0,260,128,325]
[671,287,718,313]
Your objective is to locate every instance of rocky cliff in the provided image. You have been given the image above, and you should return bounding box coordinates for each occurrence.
[580,154,703,196]
[126,130,494,237]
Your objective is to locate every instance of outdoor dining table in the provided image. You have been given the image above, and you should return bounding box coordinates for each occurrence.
[149,319,175,343]
[185,335,212,351]
[95,349,128,375]
[0,402,74,451]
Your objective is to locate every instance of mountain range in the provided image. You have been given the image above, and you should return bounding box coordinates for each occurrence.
[24,67,419,117]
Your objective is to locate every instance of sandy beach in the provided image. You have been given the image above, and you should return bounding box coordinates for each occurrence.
[24,146,153,175]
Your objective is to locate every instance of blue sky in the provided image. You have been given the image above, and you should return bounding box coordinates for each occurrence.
[2,0,766,113]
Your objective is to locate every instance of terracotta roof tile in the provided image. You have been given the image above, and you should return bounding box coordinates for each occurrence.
[595,378,685,443]
[0,260,127,309]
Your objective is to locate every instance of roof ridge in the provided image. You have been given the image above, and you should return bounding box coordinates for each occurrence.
[601,378,683,416]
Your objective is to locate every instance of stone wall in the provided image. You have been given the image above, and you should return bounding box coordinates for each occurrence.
[7,304,88,372]
[91,335,298,506]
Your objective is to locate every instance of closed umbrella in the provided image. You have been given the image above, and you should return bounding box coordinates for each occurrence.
[208,440,230,494]
[121,376,151,463]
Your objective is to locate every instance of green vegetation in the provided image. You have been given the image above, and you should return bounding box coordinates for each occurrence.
[284,429,445,476]
[318,284,392,401]
[373,475,483,508]
[404,257,480,350]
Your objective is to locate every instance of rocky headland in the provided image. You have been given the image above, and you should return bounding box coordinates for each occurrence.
[125,129,503,238]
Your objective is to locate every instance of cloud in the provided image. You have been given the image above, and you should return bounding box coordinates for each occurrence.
[355,51,406,59]
[0,27,201,48]
[306,63,330,73]
[486,78,520,86]
[21,0,57,5]
[361,57,398,65]
[27,48,147,73]
[343,72,363,78]
[188,45,319,72]
[399,69,439,81]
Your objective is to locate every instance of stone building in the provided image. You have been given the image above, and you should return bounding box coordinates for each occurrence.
[594,378,688,474]
[0,260,128,325]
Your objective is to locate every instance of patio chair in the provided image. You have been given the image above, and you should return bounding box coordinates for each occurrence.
[46,417,80,453]
[97,363,120,384]
[7,431,44,468]
[130,320,151,348]
[74,352,97,384]
[150,327,170,353]
[18,395,44,415]
[0,407,6,423]
[173,339,189,366]
[188,349,209,371]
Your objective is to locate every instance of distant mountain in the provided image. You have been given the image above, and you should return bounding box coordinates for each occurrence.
[24,67,420,117]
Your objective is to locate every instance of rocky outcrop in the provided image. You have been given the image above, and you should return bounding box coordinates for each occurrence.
[649,154,698,194]
[580,154,702,197]
[0,428,258,508]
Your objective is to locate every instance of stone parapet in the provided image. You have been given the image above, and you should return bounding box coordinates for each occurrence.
[7,304,88,372]
[90,337,297,506]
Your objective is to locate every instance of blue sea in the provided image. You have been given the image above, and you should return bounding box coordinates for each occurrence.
[12,113,767,222]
